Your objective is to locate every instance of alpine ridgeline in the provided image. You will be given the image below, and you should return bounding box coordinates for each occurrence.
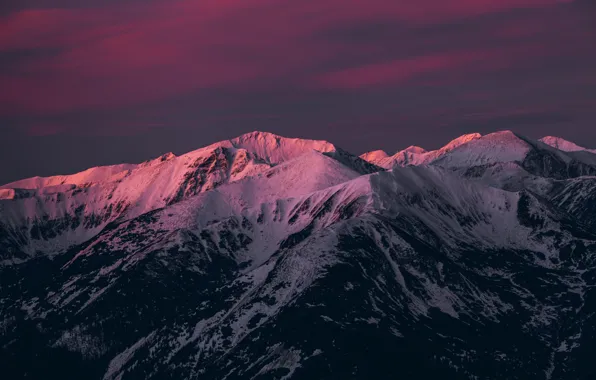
[2,130,596,380]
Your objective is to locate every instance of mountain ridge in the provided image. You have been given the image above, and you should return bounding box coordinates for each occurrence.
[3,129,596,379]
[4,130,595,190]
[2,129,595,260]
[540,136,596,154]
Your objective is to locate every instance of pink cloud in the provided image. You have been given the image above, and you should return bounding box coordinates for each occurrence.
[317,51,490,89]
[316,44,552,89]
[0,0,573,117]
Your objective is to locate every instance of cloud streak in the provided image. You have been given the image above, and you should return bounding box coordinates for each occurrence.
[0,0,581,115]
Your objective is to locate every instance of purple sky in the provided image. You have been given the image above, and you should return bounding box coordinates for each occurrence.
[1,0,595,184]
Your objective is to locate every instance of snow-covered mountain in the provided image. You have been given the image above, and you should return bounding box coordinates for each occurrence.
[540,136,596,154]
[0,132,378,262]
[2,130,596,379]
[360,133,481,168]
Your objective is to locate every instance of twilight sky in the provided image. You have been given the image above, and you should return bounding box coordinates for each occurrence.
[1,0,595,184]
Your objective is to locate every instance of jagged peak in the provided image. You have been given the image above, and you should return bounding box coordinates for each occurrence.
[442,130,528,150]
[140,151,177,167]
[175,130,337,165]
[231,130,334,147]
[539,136,587,152]
[159,152,176,161]
[440,133,482,152]
[483,130,522,140]
[402,145,427,154]
[360,150,389,161]
[232,130,281,141]
[228,130,336,164]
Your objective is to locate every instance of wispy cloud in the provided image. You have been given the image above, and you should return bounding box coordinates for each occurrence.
[0,0,580,117]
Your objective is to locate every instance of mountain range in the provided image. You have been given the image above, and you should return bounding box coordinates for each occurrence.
[1,130,596,379]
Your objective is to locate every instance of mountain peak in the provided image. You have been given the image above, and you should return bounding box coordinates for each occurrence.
[440,133,482,152]
[539,136,587,152]
[228,130,336,164]
[159,152,176,161]
[360,150,389,162]
[429,130,531,169]
[232,130,281,143]
[486,130,520,139]
[403,145,427,154]
[141,152,177,166]
[358,133,484,169]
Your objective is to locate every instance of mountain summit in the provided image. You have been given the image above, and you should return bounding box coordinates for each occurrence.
[539,135,596,154]
[2,130,596,380]
[359,130,596,180]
